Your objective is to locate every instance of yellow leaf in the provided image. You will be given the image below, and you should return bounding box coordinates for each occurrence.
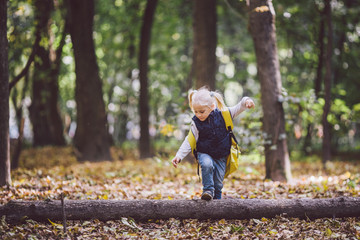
[269,229,278,235]
[326,228,332,236]
[132,176,142,183]
[219,219,226,224]
[160,124,175,136]
[48,219,62,227]
[167,196,173,200]
[154,193,162,200]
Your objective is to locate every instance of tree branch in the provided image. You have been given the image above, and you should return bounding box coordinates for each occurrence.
[8,42,38,90]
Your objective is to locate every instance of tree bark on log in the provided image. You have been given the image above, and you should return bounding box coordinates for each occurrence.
[1,197,360,224]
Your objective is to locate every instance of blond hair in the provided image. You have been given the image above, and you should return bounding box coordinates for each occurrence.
[188,87,227,112]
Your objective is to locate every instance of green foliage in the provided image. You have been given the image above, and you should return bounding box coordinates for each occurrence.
[8,1,34,78]
[7,0,360,155]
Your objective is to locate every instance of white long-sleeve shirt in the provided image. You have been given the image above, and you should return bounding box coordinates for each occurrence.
[175,97,250,160]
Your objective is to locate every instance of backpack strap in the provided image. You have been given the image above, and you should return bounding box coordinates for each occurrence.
[187,129,200,180]
[221,108,234,131]
[187,129,197,159]
[221,109,238,145]
[222,109,240,178]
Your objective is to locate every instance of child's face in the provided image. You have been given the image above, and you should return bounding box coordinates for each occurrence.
[193,104,214,121]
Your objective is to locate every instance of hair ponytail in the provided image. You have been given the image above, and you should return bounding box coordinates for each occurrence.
[188,90,197,111]
[211,91,227,111]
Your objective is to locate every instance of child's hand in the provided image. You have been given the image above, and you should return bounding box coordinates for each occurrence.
[172,156,181,168]
[245,99,255,109]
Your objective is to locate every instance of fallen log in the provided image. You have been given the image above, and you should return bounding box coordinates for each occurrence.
[1,197,360,224]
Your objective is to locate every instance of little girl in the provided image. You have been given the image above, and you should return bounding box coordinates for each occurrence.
[172,87,255,200]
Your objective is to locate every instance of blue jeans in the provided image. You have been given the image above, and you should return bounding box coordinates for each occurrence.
[198,152,227,199]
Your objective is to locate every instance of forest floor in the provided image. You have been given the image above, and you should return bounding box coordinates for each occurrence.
[1,146,360,239]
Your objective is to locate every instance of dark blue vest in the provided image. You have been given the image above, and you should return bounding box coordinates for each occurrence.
[192,109,231,159]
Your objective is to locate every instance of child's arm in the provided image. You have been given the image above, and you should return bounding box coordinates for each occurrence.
[172,122,199,168]
[228,97,255,119]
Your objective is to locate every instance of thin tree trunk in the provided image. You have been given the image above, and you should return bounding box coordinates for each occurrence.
[29,0,65,146]
[48,13,68,146]
[139,0,158,159]
[330,0,351,153]
[10,118,23,170]
[332,0,351,87]
[247,0,291,182]
[181,0,194,93]
[302,6,326,155]
[314,8,325,98]
[113,1,139,146]
[29,0,53,146]
[0,0,11,186]
[302,124,312,155]
[193,0,217,90]
[67,0,112,162]
[1,197,360,223]
[322,0,333,167]
[10,72,29,170]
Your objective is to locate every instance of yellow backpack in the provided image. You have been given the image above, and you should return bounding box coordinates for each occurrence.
[187,109,240,178]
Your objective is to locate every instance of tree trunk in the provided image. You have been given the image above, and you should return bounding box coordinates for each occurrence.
[67,0,111,162]
[193,0,217,90]
[0,0,11,186]
[1,197,359,223]
[10,118,24,170]
[29,0,65,147]
[314,8,325,99]
[181,0,194,93]
[247,0,291,182]
[332,0,350,87]
[139,0,158,159]
[302,123,313,156]
[302,6,325,155]
[10,71,29,170]
[322,0,333,167]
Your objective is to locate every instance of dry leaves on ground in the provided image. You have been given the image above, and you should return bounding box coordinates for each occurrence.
[0,146,359,239]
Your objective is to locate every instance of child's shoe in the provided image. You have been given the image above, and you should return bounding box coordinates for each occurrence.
[201,191,213,201]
